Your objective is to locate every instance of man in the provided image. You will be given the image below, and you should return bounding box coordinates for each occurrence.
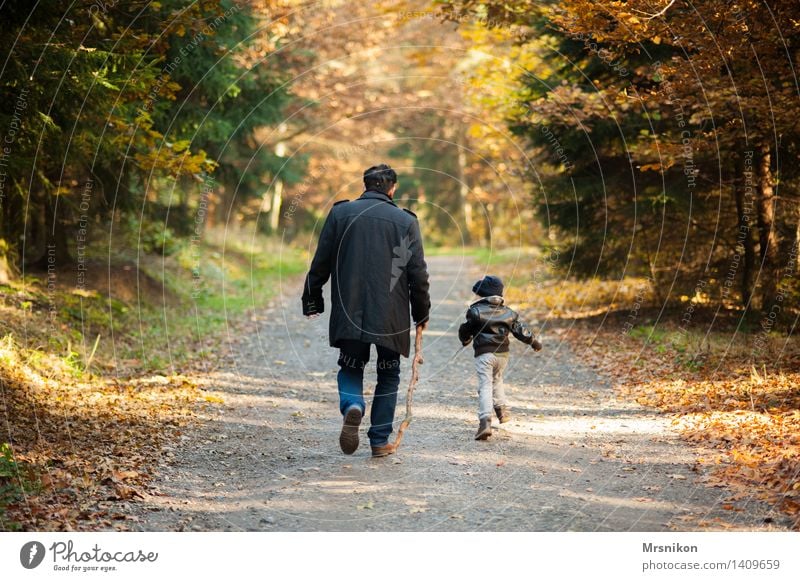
[302,164,430,457]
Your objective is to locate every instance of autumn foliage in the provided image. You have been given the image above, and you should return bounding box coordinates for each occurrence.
[501,257,800,528]
[0,333,203,530]
[2,0,799,531]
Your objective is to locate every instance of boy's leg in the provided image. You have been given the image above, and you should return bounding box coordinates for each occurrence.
[367,345,401,446]
[492,353,510,409]
[337,340,370,415]
[474,353,495,420]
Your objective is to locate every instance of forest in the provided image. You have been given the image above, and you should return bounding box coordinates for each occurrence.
[3,0,798,313]
[1,0,799,532]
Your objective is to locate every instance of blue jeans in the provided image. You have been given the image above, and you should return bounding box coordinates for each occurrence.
[337,340,401,446]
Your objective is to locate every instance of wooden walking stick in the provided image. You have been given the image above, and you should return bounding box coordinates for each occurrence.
[392,324,424,450]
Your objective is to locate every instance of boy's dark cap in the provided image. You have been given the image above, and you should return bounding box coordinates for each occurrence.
[472,275,504,297]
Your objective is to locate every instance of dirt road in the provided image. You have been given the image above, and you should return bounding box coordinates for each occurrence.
[130,256,788,531]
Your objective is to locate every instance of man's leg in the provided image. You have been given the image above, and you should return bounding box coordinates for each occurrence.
[337,340,370,415]
[367,345,401,447]
[337,340,370,454]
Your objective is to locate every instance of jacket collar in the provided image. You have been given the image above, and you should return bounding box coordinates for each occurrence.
[360,190,397,206]
[471,295,504,306]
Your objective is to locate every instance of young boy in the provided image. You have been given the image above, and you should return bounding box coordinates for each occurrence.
[458,275,542,440]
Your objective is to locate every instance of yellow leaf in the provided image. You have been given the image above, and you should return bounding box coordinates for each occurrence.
[172,140,190,153]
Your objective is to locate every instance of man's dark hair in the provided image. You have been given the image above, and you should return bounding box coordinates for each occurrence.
[363,163,397,194]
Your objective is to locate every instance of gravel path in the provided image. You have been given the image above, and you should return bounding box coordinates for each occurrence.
[130,256,790,531]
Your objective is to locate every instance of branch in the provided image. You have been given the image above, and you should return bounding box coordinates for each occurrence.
[259,123,314,149]
[392,326,424,451]
[632,0,678,20]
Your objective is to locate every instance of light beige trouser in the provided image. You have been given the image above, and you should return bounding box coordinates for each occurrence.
[474,352,509,420]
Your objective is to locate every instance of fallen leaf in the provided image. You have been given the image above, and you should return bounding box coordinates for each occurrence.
[113,470,140,482]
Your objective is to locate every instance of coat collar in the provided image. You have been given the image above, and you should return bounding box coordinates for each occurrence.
[360,190,397,206]
[471,295,504,306]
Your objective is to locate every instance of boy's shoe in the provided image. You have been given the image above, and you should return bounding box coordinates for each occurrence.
[339,405,362,455]
[370,442,396,457]
[494,405,511,424]
[474,417,492,440]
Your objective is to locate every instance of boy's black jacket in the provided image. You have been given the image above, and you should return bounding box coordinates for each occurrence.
[458,296,535,356]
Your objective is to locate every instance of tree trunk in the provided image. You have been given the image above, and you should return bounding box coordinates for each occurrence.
[27,195,46,265]
[484,202,494,247]
[644,242,664,305]
[214,186,231,226]
[456,146,473,244]
[269,178,284,232]
[267,139,288,234]
[47,197,72,266]
[205,184,217,230]
[733,150,757,307]
[0,240,10,284]
[0,202,11,283]
[795,210,800,275]
[28,195,72,269]
[1,184,16,279]
[756,142,779,311]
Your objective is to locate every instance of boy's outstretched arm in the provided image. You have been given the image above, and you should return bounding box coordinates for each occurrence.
[511,314,542,351]
[458,308,478,345]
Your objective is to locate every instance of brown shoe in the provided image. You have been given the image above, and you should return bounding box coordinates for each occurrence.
[370,442,396,457]
[339,405,362,455]
[494,405,511,424]
[474,417,492,440]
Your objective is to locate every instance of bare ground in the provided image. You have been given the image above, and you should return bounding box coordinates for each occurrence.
[127,256,791,531]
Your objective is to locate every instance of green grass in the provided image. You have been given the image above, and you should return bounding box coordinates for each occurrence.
[628,324,669,344]
[0,443,36,531]
[124,231,307,371]
[1,228,307,376]
[625,323,718,371]
[428,245,537,264]
[427,246,540,288]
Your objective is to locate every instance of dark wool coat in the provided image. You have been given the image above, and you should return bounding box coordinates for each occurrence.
[302,190,431,357]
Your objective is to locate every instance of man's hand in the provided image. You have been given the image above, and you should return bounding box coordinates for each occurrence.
[306,314,321,320]
[531,339,543,352]
[302,296,324,317]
